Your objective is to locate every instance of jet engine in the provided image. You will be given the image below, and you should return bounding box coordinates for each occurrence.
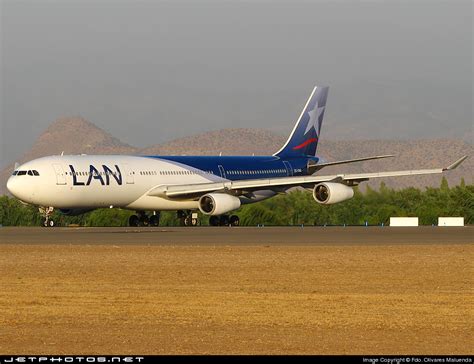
[313,182,354,205]
[198,193,241,216]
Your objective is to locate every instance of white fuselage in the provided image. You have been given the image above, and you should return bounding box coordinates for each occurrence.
[6,155,275,212]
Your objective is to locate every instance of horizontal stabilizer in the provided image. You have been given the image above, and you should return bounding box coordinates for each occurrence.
[308,154,395,174]
[443,155,468,171]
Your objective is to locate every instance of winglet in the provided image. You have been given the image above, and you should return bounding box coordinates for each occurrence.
[443,156,468,171]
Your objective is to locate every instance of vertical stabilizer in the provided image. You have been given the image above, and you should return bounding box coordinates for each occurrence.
[274,86,329,158]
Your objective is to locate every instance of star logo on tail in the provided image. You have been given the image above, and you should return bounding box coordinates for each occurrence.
[304,101,325,135]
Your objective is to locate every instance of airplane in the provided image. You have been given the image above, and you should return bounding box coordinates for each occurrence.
[6,86,467,227]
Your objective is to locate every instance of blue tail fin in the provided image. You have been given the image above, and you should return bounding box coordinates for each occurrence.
[274,86,329,158]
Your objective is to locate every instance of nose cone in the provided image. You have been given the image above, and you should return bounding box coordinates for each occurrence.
[6,176,20,198]
[7,175,33,203]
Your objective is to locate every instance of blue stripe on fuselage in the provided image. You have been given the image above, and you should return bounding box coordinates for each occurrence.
[144,155,318,180]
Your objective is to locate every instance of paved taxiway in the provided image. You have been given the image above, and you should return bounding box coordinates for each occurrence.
[0,226,472,245]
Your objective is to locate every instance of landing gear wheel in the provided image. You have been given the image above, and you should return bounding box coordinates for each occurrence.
[129,215,139,227]
[191,218,198,226]
[149,214,160,227]
[219,215,230,226]
[209,216,220,226]
[43,219,55,227]
[229,215,240,227]
[139,215,149,227]
[184,216,192,226]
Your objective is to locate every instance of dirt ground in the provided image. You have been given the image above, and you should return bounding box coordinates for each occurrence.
[0,243,472,354]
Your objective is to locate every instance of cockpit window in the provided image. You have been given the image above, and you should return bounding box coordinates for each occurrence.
[13,169,40,176]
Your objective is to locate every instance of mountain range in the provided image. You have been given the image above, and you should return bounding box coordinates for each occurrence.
[1,117,472,195]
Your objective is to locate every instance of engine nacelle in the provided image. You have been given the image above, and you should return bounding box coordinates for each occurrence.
[199,193,241,216]
[313,182,354,205]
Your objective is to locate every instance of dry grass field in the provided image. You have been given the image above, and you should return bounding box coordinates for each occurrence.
[0,243,472,354]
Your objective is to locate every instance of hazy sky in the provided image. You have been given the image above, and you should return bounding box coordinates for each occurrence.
[0,0,472,168]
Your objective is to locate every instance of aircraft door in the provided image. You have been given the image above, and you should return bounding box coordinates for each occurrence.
[123,163,134,184]
[52,164,67,185]
[218,165,226,178]
[283,161,293,176]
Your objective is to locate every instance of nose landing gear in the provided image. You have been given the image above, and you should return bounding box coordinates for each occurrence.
[39,206,55,227]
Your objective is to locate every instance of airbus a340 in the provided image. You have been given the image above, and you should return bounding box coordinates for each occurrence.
[7,86,467,227]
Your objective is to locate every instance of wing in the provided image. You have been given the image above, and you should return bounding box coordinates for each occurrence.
[308,154,395,174]
[147,156,468,199]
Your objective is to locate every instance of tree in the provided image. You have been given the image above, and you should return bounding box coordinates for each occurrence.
[440,176,449,191]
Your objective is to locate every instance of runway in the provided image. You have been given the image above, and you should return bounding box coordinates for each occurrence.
[0,226,472,245]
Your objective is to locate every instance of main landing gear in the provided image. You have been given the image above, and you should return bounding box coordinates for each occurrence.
[39,206,55,227]
[127,211,240,227]
[209,215,240,227]
[128,211,160,227]
[177,210,199,226]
